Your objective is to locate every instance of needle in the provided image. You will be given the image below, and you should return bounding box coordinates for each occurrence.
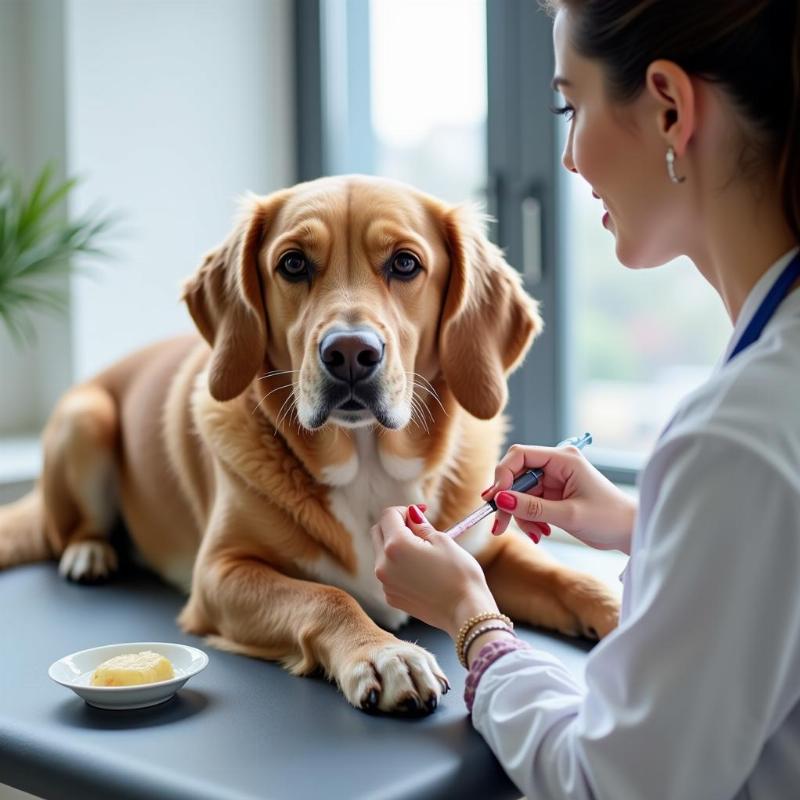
[443,432,592,539]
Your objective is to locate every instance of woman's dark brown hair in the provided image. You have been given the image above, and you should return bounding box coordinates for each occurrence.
[544,1,800,240]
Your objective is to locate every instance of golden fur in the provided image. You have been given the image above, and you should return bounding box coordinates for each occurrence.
[0,176,619,714]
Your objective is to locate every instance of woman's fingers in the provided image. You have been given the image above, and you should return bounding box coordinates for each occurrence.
[371,505,436,563]
[405,504,438,540]
[482,444,581,501]
[523,521,551,536]
[491,509,551,540]
[494,489,575,531]
[520,521,551,543]
[485,444,556,495]
[491,509,512,535]
[373,506,418,548]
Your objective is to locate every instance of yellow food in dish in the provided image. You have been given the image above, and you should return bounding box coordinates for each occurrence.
[90,651,175,686]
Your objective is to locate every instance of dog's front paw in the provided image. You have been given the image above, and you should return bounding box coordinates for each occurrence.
[338,641,449,716]
[58,540,118,583]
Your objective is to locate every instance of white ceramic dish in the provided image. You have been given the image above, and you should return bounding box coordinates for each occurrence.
[49,641,208,710]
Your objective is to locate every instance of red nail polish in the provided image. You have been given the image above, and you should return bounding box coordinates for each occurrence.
[418,503,428,512]
[495,491,517,511]
[408,505,424,524]
[491,519,499,534]
[527,532,540,544]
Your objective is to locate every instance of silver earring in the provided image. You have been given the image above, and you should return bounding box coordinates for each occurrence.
[666,146,685,184]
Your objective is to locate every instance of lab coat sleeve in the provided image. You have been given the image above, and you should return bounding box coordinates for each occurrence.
[471,431,800,800]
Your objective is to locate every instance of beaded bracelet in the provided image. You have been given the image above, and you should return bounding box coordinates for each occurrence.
[464,638,531,714]
[460,623,516,669]
[455,612,513,663]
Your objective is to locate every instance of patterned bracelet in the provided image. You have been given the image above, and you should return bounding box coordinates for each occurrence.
[455,612,513,664]
[460,623,516,669]
[464,638,531,714]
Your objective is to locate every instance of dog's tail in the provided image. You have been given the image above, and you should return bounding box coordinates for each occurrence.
[0,488,53,569]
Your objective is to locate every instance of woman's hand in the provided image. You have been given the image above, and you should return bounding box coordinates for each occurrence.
[370,505,500,639]
[485,444,637,554]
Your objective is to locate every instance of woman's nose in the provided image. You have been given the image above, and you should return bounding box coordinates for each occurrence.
[561,140,578,173]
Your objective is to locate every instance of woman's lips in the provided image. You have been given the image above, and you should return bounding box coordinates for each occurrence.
[592,190,610,227]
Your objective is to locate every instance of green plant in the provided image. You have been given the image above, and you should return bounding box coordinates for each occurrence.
[0,161,114,345]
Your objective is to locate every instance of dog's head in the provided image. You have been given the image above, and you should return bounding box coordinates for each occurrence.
[182,176,542,429]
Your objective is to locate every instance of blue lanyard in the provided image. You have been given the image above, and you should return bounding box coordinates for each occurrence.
[727,251,800,363]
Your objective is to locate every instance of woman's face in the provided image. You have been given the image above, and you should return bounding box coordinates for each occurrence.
[553,10,687,268]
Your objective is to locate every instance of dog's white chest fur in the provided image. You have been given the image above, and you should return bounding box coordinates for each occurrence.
[303,429,431,629]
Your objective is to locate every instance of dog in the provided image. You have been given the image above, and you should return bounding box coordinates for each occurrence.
[0,175,619,714]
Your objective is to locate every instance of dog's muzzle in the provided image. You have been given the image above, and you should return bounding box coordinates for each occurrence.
[315,327,391,427]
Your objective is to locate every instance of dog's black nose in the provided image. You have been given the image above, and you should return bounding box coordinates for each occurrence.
[319,328,384,383]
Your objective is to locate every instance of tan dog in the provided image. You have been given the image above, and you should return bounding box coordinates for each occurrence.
[0,175,619,714]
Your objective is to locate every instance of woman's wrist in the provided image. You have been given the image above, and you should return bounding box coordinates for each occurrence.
[447,589,500,640]
[614,493,637,554]
[464,627,517,669]
[585,491,635,554]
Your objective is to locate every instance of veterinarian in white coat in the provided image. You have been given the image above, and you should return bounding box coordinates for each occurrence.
[371,1,800,797]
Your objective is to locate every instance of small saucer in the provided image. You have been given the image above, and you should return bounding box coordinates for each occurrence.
[49,642,208,710]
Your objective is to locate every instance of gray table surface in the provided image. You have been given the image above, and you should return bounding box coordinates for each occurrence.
[0,540,625,800]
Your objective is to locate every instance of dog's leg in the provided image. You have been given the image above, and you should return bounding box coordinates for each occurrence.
[0,488,50,569]
[483,534,620,640]
[41,385,120,583]
[179,551,449,715]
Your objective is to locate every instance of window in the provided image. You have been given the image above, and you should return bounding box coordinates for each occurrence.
[367,0,486,205]
[307,0,487,204]
[562,169,730,466]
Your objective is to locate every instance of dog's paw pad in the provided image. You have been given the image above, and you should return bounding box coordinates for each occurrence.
[59,540,118,583]
[400,696,425,716]
[360,688,380,712]
[343,643,447,716]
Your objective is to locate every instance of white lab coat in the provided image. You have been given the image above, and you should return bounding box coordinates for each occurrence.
[472,248,800,800]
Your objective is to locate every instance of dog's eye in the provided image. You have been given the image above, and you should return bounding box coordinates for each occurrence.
[278,251,311,282]
[389,251,422,280]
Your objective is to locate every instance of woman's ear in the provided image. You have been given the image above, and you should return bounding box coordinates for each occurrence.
[645,59,696,156]
[182,194,280,401]
[439,206,543,419]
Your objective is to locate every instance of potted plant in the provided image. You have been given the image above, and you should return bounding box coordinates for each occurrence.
[0,161,114,346]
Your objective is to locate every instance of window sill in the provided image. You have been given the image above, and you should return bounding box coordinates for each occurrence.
[0,435,40,503]
[539,535,628,588]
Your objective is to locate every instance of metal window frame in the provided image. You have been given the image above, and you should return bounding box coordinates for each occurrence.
[293,0,373,179]
[294,0,325,181]
[486,1,565,450]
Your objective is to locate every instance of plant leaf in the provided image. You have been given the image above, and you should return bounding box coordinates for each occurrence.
[0,160,116,346]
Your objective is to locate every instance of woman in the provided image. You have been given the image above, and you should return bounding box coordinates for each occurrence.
[371,1,800,797]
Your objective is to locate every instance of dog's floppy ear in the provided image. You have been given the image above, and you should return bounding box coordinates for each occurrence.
[439,206,543,419]
[182,194,280,401]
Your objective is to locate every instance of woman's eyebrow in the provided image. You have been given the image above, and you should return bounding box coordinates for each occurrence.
[552,75,572,91]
